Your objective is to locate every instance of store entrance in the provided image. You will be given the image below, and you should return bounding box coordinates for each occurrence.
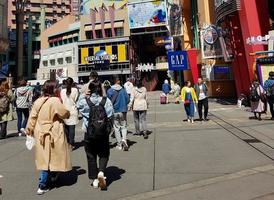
[131,29,169,91]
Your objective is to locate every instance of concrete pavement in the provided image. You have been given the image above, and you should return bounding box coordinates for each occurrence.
[0,93,274,200]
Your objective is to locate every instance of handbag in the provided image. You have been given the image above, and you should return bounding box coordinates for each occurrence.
[184,99,190,105]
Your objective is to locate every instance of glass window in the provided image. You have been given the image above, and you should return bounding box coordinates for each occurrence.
[115,28,124,37]
[50,59,55,66]
[66,57,72,64]
[43,60,48,67]
[57,58,63,65]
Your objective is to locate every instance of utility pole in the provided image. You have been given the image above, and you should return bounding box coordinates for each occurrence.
[27,12,33,80]
[15,0,27,83]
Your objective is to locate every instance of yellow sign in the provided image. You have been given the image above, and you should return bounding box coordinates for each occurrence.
[261,65,274,83]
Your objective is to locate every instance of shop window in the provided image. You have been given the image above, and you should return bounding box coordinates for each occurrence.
[95,30,103,39]
[64,39,68,44]
[66,57,72,64]
[58,40,62,46]
[49,43,54,47]
[43,60,48,67]
[50,59,55,66]
[57,58,63,65]
[73,36,78,42]
[86,31,92,39]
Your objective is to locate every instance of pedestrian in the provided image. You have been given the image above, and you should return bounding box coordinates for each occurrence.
[194,78,209,121]
[77,81,113,190]
[107,76,129,151]
[14,79,33,136]
[60,77,79,149]
[80,70,106,96]
[264,71,274,120]
[0,79,14,140]
[25,80,71,195]
[162,79,171,103]
[181,81,198,123]
[124,78,134,99]
[173,82,181,104]
[128,80,149,139]
[250,80,266,120]
[32,82,41,103]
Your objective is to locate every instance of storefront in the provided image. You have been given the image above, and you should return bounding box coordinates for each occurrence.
[214,0,270,97]
[128,0,171,91]
[77,37,130,83]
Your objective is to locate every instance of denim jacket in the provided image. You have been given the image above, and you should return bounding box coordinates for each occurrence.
[77,93,114,132]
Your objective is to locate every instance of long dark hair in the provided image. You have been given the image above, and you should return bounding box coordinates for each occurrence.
[43,80,58,97]
[66,77,74,96]
[88,81,102,96]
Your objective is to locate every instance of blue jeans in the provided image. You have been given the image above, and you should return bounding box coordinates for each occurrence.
[39,170,49,189]
[16,108,29,131]
[184,102,195,118]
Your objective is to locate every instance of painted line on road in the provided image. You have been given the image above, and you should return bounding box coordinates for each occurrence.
[118,164,274,200]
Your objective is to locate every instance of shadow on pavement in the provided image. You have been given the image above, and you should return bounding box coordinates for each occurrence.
[54,166,86,188]
[105,166,126,187]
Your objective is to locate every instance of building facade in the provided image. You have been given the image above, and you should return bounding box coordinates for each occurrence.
[0,0,9,67]
[7,0,72,79]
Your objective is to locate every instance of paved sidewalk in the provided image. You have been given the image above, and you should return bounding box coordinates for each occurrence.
[0,93,273,200]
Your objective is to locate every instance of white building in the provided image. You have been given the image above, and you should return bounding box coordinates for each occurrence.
[37,43,79,82]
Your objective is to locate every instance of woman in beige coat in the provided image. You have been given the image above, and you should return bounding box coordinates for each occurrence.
[128,80,149,139]
[26,80,71,195]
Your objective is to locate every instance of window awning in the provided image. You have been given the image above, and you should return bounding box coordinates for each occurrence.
[84,21,124,31]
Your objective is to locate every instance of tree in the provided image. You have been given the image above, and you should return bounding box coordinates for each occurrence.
[15,0,27,82]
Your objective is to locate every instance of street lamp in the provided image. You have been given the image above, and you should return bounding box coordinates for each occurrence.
[15,0,27,83]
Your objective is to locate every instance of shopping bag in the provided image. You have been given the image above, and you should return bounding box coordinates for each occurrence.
[26,135,35,150]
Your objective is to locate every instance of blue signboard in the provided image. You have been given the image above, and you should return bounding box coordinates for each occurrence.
[214,66,230,74]
[167,51,188,71]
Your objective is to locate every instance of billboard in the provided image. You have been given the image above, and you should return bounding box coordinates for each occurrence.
[167,0,183,36]
[128,0,167,29]
[80,0,127,14]
[200,25,223,59]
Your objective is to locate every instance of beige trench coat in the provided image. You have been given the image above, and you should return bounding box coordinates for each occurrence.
[26,97,72,172]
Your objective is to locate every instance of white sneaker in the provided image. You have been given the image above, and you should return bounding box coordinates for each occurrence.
[92,179,99,189]
[191,119,194,124]
[187,119,190,123]
[98,172,107,190]
[122,139,129,151]
[36,188,49,195]
[18,132,22,137]
[116,145,122,150]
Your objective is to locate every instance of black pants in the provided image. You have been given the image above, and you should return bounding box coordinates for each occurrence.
[64,125,76,145]
[0,121,7,139]
[198,98,209,120]
[84,136,110,180]
[268,98,274,118]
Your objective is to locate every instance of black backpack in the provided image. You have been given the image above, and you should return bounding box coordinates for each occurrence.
[86,97,110,139]
[250,86,260,102]
[267,83,274,97]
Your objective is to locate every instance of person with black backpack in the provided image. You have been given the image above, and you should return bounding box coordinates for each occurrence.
[77,81,114,190]
[264,71,274,120]
[250,80,266,120]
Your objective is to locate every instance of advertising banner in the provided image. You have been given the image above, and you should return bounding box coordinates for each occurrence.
[128,0,167,29]
[167,51,188,71]
[167,0,183,36]
[200,25,223,59]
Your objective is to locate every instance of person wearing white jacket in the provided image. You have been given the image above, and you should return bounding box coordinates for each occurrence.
[60,77,79,148]
[128,80,149,139]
